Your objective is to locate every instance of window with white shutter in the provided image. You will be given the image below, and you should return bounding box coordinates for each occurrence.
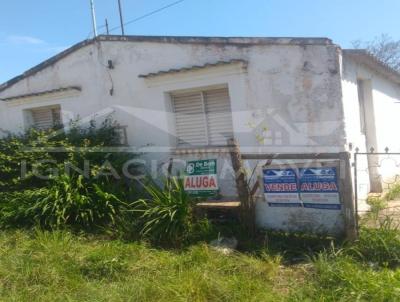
[171,87,234,146]
[27,105,62,130]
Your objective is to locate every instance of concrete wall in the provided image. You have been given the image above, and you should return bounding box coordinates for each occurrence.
[0,38,347,234]
[0,39,346,151]
[342,54,400,210]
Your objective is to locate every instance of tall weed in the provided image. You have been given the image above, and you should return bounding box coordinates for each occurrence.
[349,219,400,268]
[132,178,194,245]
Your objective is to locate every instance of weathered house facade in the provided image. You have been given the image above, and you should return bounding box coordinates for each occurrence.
[1,35,400,234]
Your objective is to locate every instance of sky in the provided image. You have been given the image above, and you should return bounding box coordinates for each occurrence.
[1,0,399,83]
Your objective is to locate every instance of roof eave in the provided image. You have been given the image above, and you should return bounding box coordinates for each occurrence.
[343,49,400,85]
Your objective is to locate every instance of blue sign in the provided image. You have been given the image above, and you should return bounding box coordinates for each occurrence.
[263,168,302,207]
[299,167,341,210]
[299,167,338,193]
[263,169,298,193]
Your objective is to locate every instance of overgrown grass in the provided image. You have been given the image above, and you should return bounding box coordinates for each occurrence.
[0,230,285,301]
[290,222,400,301]
[349,223,400,268]
[1,223,400,301]
[296,253,400,301]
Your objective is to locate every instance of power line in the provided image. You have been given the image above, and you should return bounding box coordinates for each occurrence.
[108,0,186,33]
[87,0,187,38]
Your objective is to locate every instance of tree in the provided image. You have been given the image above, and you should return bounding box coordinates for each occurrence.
[353,34,400,72]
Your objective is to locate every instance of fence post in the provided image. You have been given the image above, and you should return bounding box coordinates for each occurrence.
[228,138,256,236]
[339,152,358,241]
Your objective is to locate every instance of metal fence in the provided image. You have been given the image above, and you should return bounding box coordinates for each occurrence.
[353,147,400,228]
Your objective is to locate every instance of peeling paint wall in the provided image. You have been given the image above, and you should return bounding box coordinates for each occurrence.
[0,39,348,234]
[0,40,346,151]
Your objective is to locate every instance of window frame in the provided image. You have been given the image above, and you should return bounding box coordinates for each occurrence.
[24,104,62,130]
[170,86,234,148]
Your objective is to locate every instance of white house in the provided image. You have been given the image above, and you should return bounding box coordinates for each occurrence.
[1,35,400,234]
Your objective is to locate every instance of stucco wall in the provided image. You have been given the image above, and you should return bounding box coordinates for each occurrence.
[0,38,347,234]
[342,54,400,210]
[0,39,346,151]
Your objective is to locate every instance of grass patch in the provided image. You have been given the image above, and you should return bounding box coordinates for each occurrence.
[1,221,400,301]
[0,230,286,301]
[349,225,400,268]
[385,183,400,201]
[296,254,400,301]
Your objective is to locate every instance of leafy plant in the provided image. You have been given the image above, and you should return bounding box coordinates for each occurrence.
[0,116,137,193]
[132,177,194,245]
[0,174,132,231]
[366,196,388,218]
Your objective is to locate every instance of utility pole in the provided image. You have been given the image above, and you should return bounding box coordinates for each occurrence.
[90,0,98,37]
[118,0,125,35]
[105,18,110,35]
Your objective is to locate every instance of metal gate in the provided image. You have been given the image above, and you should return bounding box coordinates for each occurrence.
[353,147,400,228]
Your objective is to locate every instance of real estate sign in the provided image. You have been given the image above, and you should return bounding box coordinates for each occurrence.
[184,159,218,197]
[263,168,302,207]
[262,165,341,210]
[299,167,341,210]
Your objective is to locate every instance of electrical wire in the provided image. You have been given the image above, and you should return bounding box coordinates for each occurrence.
[108,0,186,33]
[87,0,187,38]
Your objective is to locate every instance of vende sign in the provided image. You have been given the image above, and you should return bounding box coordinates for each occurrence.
[263,168,302,207]
[184,159,218,197]
[263,166,341,210]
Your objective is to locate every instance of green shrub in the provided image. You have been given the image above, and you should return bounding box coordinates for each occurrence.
[132,178,194,245]
[0,117,143,232]
[0,117,137,193]
[0,129,57,191]
[0,174,132,231]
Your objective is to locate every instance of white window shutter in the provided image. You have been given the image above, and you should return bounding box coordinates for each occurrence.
[32,108,54,130]
[172,87,234,147]
[30,106,61,130]
[204,88,234,145]
[172,92,208,146]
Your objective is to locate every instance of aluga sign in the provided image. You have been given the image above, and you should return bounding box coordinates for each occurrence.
[184,159,219,197]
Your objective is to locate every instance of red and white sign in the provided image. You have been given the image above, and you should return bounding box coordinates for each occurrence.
[184,174,218,191]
